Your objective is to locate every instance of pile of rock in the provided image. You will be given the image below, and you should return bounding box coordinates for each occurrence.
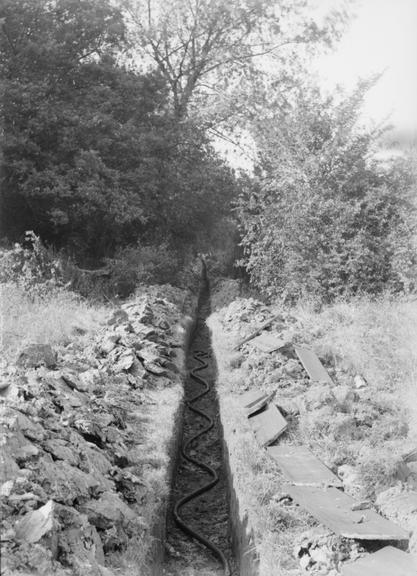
[0,287,189,576]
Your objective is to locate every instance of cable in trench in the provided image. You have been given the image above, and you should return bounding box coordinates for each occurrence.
[173,350,231,576]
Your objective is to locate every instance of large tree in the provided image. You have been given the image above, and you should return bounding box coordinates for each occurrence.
[0,0,238,261]
[124,0,346,121]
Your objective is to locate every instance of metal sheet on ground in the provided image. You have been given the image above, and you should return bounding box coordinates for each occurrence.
[294,347,333,383]
[250,333,287,353]
[287,486,409,541]
[239,389,274,416]
[267,445,342,487]
[342,546,417,576]
[249,404,287,447]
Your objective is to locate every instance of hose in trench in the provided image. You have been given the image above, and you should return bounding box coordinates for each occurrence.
[173,350,231,576]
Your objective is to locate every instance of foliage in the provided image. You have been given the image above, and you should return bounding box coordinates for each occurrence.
[237,82,417,301]
[124,0,347,121]
[0,232,65,296]
[0,0,239,265]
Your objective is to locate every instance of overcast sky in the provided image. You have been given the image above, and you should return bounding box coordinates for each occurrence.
[316,0,417,134]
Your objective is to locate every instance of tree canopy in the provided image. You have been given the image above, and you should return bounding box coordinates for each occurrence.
[0,0,237,262]
[237,81,417,300]
[124,0,346,121]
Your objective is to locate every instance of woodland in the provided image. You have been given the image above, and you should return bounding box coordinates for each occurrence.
[1,0,416,301]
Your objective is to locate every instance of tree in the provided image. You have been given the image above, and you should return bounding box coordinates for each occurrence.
[237,81,417,301]
[1,0,239,263]
[124,0,346,121]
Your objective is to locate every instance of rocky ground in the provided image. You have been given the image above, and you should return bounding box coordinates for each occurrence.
[1,285,193,576]
[208,289,417,575]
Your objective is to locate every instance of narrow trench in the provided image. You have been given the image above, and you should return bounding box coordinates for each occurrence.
[163,278,238,576]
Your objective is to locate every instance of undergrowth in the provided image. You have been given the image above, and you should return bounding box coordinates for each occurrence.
[0,233,107,363]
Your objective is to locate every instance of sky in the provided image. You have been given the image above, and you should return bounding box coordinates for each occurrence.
[316,0,417,135]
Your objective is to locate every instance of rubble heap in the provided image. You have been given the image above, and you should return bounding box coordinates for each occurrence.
[1,286,190,576]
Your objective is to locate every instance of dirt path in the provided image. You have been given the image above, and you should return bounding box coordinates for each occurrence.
[162,287,237,576]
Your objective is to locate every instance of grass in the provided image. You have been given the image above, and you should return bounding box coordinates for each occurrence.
[0,282,107,364]
[295,296,417,439]
[208,292,417,575]
[208,312,314,576]
[108,385,183,576]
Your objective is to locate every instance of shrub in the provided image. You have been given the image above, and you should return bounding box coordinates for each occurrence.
[0,231,65,297]
[237,82,417,302]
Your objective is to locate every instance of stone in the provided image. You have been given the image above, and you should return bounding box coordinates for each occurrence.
[1,480,15,497]
[283,359,303,377]
[337,465,367,499]
[42,439,80,467]
[295,527,362,574]
[56,505,105,568]
[354,374,367,389]
[0,375,11,391]
[110,468,148,503]
[107,309,129,326]
[333,385,356,407]
[376,487,417,552]
[73,416,107,447]
[79,368,103,390]
[35,457,103,504]
[80,491,139,535]
[61,369,90,393]
[0,449,20,483]
[113,350,136,373]
[99,334,120,355]
[16,344,57,369]
[13,410,46,442]
[15,499,57,545]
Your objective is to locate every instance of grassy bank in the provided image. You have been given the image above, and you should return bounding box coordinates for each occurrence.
[0,282,107,365]
[208,294,417,574]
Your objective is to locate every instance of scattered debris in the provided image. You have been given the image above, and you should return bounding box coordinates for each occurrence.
[249,404,287,447]
[287,485,409,541]
[239,389,275,416]
[267,445,343,487]
[294,346,333,384]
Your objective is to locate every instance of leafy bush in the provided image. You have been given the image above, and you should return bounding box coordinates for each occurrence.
[237,82,417,302]
[104,243,184,297]
[0,232,65,297]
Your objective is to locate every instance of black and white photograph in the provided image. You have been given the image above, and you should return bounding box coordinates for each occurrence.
[1,0,416,574]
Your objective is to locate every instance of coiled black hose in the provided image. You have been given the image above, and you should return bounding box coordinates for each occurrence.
[173,350,231,576]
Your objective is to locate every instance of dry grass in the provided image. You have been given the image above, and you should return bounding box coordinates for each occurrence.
[209,294,417,574]
[208,314,313,576]
[295,296,417,444]
[0,282,107,363]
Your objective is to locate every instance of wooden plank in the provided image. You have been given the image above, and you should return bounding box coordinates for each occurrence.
[267,445,342,488]
[402,447,417,463]
[239,389,274,416]
[342,546,417,576]
[250,333,288,353]
[249,404,287,447]
[294,347,333,383]
[287,486,409,541]
[232,314,282,351]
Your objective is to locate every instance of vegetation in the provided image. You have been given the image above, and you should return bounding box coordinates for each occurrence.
[208,289,417,574]
[0,0,416,299]
[0,0,238,269]
[0,233,107,363]
[237,82,417,301]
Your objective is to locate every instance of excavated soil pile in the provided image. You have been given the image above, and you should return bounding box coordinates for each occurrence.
[1,285,189,576]
[163,286,237,576]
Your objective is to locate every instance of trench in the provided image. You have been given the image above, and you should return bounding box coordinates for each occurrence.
[162,277,238,576]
